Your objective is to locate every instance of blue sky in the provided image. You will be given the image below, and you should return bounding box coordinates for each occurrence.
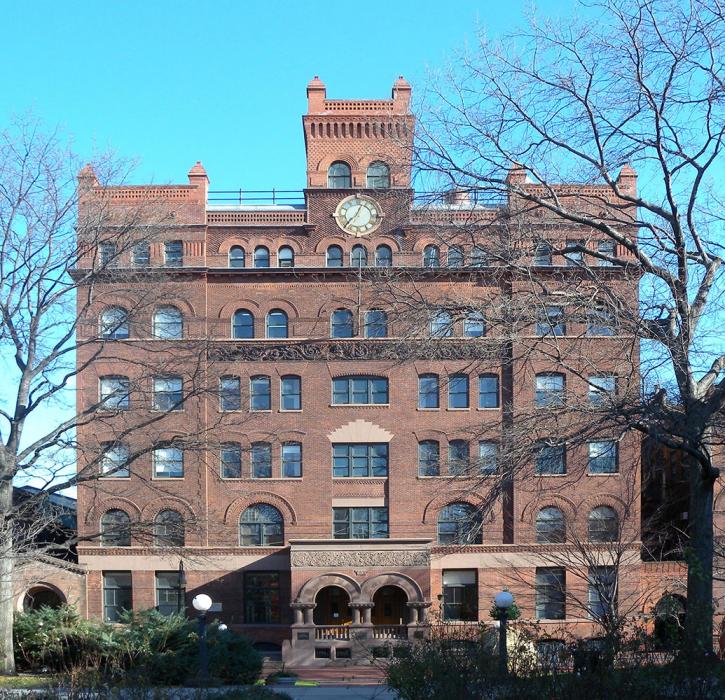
[1,0,570,190]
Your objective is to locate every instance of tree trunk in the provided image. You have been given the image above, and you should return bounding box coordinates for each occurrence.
[685,462,715,655]
[0,480,16,675]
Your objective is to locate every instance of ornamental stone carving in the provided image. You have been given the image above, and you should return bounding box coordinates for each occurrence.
[291,549,430,568]
[212,340,496,363]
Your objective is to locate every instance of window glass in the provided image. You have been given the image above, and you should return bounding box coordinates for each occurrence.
[587,309,615,336]
[332,443,389,477]
[100,307,129,340]
[598,240,616,266]
[589,375,616,405]
[153,376,183,411]
[220,376,241,411]
[447,246,464,268]
[153,447,184,478]
[464,312,486,338]
[266,309,288,338]
[535,373,565,407]
[536,568,565,620]
[251,442,272,478]
[588,566,616,619]
[244,572,281,623]
[100,242,117,267]
[233,309,254,339]
[418,374,440,409]
[536,507,566,543]
[250,376,271,411]
[221,443,242,478]
[448,440,470,475]
[536,443,566,475]
[364,310,388,338]
[331,309,354,338]
[534,241,552,266]
[328,161,352,188]
[375,245,392,267]
[240,505,283,546]
[442,570,478,621]
[472,246,487,268]
[282,442,302,478]
[418,441,440,476]
[565,240,584,266]
[101,510,131,547]
[448,374,469,409]
[153,306,183,339]
[478,375,499,408]
[588,507,619,542]
[254,246,270,268]
[351,245,367,268]
[99,376,130,410]
[437,504,482,545]
[278,246,294,268]
[101,442,130,478]
[588,441,618,473]
[156,572,185,616]
[103,572,132,622]
[281,375,302,410]
[164,241,183,267]
[132,243,150,267]
[326,245,343,267]
[423,245,440,268]
[536,306,565,336]
[430,311,453,337]
[333,507,389,539]
[229,246,245,268]
[153,510,184,547]
[478,442,498,474]
[367,161,390,188]
[332,376,388,405]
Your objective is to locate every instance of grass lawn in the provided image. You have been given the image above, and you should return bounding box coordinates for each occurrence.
[0,674,54,689]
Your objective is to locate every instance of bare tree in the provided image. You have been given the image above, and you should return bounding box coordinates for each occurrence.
[394,0,725,654]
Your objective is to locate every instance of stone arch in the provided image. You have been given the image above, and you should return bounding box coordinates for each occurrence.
[314,235,351,254]
[413,238,445,253]
[140,495,196,524]
[85,496,141,525]
[372,236,402,253]
[520,494,577,525]
[18,582,66,612]
[295,573,361,604]
[421,494,483,525]
[217,238,251,256]
[152,298,197,319]
[360,572,424,603]
[275,239,303,255]
[217,298,261,323]
[224,492,297,526]
[260,298,300,319]
[578,493,627,517]
[315,154,361,174]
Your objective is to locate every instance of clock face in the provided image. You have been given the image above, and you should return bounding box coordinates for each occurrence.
[334,195,383,236]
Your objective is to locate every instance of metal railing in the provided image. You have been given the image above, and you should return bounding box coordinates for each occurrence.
[208,190,305,206]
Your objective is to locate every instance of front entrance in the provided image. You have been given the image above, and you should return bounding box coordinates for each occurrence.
[313,585,352,625]
[371,585,408,625]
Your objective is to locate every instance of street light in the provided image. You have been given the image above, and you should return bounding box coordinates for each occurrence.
[177,561,186,615]
[217,623,228,632]
[494,590,515,677]
[192,594,213,685]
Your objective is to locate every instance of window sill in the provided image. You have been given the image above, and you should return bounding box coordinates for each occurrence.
[330,404,390,408]
[250,409,273,413]
[447,407,470,411]
[332,476,388,480]
[476,407,500,411]
[587,471,619,476]
[535,473,567,477]
[279,409,303,413]
[100,476,131,480]
[151,476,185,480]
[417,407,440,411]
[222,477,303,481]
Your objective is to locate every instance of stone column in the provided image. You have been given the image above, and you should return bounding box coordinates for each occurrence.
[406,602,419,625]
[418,602,432,624]
[303,604,315,625]
[290,601,315,626]
[361,603,374,625]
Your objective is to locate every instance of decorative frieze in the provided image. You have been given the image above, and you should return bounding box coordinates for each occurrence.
[291,549,430,569]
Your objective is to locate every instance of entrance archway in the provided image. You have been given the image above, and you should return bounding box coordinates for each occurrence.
[313,586,352,625]
[653,594,686,650]
[372,585,408,625]
[23,585,65,611]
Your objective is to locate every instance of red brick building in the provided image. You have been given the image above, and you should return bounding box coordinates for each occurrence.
[62,76,707,664]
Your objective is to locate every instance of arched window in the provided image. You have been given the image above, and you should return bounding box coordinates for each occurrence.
[326,245,344,268]
[366,161,390,188]
[278,246,294,268]
[364,310,388,338]
[536,507,566,543]
[152,306,183,339]
[229,246,245,268]
[100,307,129,340]
[423,245,440,268]
[328,161,352,188]
[430,311,453,338]
[266,309,288,338]
[331,309,354,338]
[232,309,255,339]
[375,244,393,267]
[351,244,368,268]
[588,506,619,542]
[447,245,465,268]
[254,246,270,268]
[101,509,131,547]
[240,504,283,546]
[418,440,440,476]
[154,509,185,547]
[437,503,482,545]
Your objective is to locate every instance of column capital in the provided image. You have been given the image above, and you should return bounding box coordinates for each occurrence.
[350,602,375,609]
[291,602,315,610]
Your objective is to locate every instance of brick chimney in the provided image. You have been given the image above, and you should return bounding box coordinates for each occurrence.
[307,76,327,114]
[392,76,412,113]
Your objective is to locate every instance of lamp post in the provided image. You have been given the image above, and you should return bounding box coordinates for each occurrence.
[494,590,514,678]
[192,594,213,685]
[177,561,186,615]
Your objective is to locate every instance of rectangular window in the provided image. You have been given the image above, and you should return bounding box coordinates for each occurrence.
[448,440,470,475]
[565,240,584,266]
[99,242,117,267]
[250,376,271,411]
[221,443,242,479]
[153,376,183,411]
[332,444,388,478]
[281,376,302,411]
[99,376,130,410]
[588,566,616,619]
[587,310,615,336]
[448,374,469,409]
[164,240,183,267]
[156,572,185,617]
[478,375,499,409]
[132,243,150,267]
[282,443,302,478]
[251,443,272,478]
[535,374,565,407]
[588,441,618,474]
[536,568,565,620]
[533,241,552,266]
[597,240,615,266]
[153,447,184,478]
[101,443,130,478]
[103,571,132,622]
[536,306,565,336]
[536,443,566,475]
[464,314,486,337]
[442,570,478,621]
[332,377,388,405]
[333,507,389,539]
[588,375,616,405]
[220,376,241,411]
[418,375,439,409]
[244,572,281,624]
[418,441,440,476]
[478,442,498,474]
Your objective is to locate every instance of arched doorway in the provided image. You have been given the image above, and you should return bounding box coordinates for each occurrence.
[653,594,686,649]
[372,585,408,625]
[313,586,352,625]
[23,585,65,611]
